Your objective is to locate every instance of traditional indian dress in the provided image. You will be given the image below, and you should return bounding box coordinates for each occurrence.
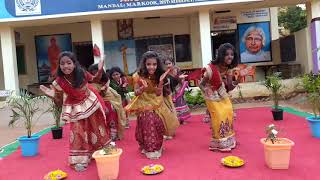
[103,87,127,132]
[52,72,110,170]
[201,64,236,151]
[202,66,239,123]
[125,73,179,159]
[168,68,191,124]
[110,76,130,127]
[91,83,124,141]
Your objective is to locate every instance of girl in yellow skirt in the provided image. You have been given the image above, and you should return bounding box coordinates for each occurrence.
[125,51,179,159]
[199,43,238,152]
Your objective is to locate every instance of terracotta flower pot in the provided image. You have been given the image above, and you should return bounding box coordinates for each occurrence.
[92,148,122,180]
[260,138,294,169]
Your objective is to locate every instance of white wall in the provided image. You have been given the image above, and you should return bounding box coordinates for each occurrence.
[0,42,4,90]
[104,17,190,40]
[295,28,313,74]
[133,17,189,37]
[190,14,202,68]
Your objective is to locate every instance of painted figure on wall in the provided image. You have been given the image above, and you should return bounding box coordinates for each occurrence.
[118,19,133,40]
[48,37,61,78]
[35,34,71,83]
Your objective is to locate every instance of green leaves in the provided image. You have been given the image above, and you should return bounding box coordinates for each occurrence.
[185,90,205,106]
[278,6,307,34]
[8,109,21,127]
[48,100,62,128]
[6,90,49,138]
[264,72,284,109]
[300,74,320,118]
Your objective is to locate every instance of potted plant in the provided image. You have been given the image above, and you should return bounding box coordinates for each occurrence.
[260,124,294,169]
[92,142,122,180]
[49,100,63,139]
[7,90,48,157]
[301,73,320,137]
[264,72,284,120]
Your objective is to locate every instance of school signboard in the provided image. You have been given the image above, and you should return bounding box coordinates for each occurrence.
[0,0,260,21]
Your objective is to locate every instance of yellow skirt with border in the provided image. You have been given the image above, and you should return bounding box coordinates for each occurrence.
[205,97,236,150]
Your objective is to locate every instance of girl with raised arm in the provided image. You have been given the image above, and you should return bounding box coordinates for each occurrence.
[125,51,179,159]
[40,51,110,171]
[164,58,191,124]
[199,43,238,152]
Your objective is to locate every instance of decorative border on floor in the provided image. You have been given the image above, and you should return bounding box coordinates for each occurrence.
[281,107,312,118]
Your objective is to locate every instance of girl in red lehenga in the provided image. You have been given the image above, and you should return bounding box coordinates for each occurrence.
[125,51,178,159]
[88,64,124,141]
[40,51,110,172]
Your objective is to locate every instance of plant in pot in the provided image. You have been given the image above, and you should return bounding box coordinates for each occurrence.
[92,142,122,180]
[260,124,294,169]
[301,73,320,138]
[48,100,63,139]
[264,72,284,120]
[7,90,48,157]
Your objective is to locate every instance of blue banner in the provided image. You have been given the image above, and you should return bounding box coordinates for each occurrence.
[1,0,223,19]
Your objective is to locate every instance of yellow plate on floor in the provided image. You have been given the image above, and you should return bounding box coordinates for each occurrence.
[141,164,164,175]
[221,156,245,168]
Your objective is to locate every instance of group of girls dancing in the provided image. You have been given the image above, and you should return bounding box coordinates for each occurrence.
[40,42,249,171]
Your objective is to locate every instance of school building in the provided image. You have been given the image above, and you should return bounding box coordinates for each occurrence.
[0,0,319,94]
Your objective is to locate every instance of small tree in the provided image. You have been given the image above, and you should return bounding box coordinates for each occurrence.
[301,73,320,119]
[264,72,284,110]
[278,6,307,34]
[48,100,63,128]
[7,90,48,138]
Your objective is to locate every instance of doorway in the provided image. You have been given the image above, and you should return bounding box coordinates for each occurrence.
[211,30,237,60]
[73,42,94,70]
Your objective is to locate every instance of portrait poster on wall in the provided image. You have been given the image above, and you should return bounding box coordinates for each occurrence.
[35,33,72,83]
[238,22,272,63]
[104,40,137,75]
[117,19,134,40]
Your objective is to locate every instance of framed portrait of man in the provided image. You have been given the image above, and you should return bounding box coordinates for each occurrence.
[238,22,272,63]
[117,19,134,40]
[35,33,72,83]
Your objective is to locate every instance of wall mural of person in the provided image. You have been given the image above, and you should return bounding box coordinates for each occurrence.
[48,37,61,80]
[118,19,133,40]
[239,22,272,63]
[35,34,72,83]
